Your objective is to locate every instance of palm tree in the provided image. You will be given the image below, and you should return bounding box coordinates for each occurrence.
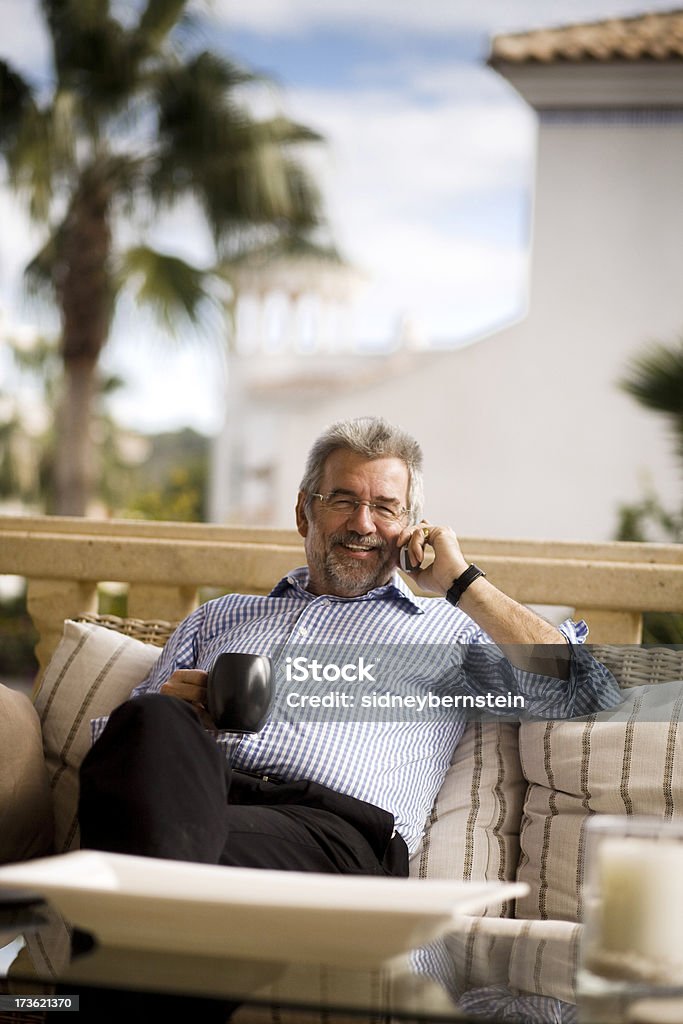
[618,337,683,542]
[0,0,322,514]
[618,337,683,642]
[0,331,131,513]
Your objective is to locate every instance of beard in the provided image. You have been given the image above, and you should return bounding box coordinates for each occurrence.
[309,529,396,597]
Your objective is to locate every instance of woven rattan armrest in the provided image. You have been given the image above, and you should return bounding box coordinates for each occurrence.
[590,643,683,688]
[76,613,178,648]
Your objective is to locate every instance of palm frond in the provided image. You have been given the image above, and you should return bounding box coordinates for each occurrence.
[0,61,37,145]
[149,51,321,238]
[5,104,64,220]
[161,48,259,98]
[42,0,113,78]
[620,338,683,463]
[116,245,216,336]
[254,115,323,148]
[137,0,192,50]
[153,51,260,160]
[86,151,148,213]
[23,231,62,305]
[0,62,59,220]
[42,0,149,123]
[620,340,683,417]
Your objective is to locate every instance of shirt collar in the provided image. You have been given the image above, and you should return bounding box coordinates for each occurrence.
[269,566,425,614]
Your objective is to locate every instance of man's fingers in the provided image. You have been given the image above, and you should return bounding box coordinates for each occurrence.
[408,522,432,564]
[169,669,208,685]
[161,669,209,705]
[396,522,436,573]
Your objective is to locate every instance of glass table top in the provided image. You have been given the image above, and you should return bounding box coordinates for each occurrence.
[0,900,579,1023]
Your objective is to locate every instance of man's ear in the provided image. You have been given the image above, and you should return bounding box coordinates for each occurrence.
[295,492,309,537]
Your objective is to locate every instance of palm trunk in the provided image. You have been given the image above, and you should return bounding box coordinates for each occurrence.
[53,356,99,515]
[53,164,113,515]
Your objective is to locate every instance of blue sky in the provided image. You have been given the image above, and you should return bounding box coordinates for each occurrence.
[0,0,678,434]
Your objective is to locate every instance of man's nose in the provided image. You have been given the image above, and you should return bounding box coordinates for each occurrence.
[347,501,377,533]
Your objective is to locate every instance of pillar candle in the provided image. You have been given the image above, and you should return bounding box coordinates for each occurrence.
[596,836,683,975]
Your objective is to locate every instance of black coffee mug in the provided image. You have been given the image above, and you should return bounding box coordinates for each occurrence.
[206,652,274,732]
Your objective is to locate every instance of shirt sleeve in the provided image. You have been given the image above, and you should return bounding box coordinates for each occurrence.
[89,604,208,744]
[130,604,207,697]
[456,617,623,720]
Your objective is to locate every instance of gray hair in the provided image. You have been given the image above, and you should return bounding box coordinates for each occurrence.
[300,416,424,524]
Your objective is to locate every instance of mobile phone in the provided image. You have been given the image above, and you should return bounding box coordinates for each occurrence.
[399,546,420,573]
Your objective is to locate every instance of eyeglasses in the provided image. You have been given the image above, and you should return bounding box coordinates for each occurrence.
[310,492,411,524]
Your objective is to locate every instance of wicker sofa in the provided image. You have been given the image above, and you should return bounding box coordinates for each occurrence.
[3,608,683,1020]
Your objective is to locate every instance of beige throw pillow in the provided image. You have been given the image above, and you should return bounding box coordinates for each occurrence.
[34,620,162,853]
[516,680,683,922]
[0,685,53,863]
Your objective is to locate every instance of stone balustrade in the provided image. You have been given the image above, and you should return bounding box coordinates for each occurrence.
[2,515,682,680]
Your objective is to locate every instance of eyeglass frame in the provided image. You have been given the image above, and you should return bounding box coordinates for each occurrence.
[309,491,412,524]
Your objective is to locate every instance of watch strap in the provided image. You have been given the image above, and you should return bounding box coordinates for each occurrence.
[446,564,486,606]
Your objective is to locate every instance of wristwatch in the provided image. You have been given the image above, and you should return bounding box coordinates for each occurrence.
[446,564,486,606]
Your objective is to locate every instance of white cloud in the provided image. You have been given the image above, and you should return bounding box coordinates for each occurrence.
[345,222,529,344]
[0,0,50,82]
[232,57,537,342]
[269,80,535,343]
[283,81,536,235]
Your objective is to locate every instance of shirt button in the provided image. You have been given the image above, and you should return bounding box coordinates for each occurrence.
[298,626,308,638]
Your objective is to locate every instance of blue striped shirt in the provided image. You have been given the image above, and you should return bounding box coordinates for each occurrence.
[91,568,621,855]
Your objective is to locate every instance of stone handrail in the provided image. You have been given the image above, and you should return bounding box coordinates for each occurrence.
[2,514,683,678]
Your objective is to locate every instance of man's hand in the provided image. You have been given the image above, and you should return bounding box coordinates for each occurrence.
[160,669,216,730]
[397,521,468,595]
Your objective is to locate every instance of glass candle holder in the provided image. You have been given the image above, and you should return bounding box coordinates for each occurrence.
[578,815,683,1024]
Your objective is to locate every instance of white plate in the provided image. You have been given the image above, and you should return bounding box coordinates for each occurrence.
[0,850,528,967]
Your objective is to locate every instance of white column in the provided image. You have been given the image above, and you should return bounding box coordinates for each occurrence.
[208,351,245,524]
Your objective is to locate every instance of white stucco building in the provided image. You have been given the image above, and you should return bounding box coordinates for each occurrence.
[211,10,683,543]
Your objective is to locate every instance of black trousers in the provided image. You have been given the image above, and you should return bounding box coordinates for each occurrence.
[67,695,409,1022]
[78,694,408,875]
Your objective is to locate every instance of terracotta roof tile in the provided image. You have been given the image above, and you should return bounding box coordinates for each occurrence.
[490,10,683,64]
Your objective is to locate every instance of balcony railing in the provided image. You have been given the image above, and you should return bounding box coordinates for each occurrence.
[2,515,682,681]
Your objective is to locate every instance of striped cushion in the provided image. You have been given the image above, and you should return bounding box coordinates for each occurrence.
[410,721,525,916]
[35,620,161,852]
[441,915,581,1004]
[515,680,683,922]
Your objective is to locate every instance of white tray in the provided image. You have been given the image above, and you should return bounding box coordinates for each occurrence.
[0,850,528,967]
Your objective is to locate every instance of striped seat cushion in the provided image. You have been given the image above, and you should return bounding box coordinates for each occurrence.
[515,678,683,922]
[436,914,580,1002]
[410,721,525,916]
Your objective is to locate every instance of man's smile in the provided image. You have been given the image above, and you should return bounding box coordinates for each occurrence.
[332,535,385,559]
[338,544,377,558]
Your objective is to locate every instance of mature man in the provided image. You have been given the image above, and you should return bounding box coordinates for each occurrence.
[81,416,621,879]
